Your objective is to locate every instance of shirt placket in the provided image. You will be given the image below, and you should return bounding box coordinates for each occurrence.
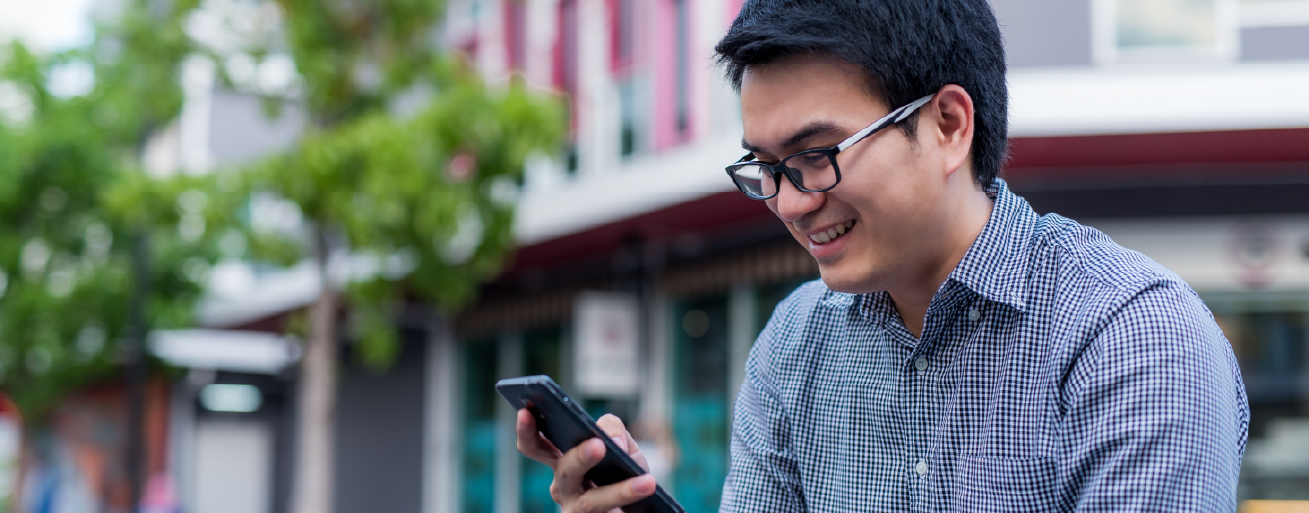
[905,287,974,512]
[884,319,934,512]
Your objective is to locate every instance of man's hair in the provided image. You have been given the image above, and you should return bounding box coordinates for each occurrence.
[715,0,1008,187]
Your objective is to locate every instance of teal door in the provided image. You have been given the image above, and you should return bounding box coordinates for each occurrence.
[520,327,563,513]
[672,295,730,513]
[460,338,499,513]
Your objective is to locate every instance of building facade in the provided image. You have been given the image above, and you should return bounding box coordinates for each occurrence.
[133,0,1309,512]
[436,0,1309,512]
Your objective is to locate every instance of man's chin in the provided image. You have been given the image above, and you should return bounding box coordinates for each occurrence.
[816,266,882,295]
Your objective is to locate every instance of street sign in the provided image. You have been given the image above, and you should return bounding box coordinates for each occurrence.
[574,291,640,397]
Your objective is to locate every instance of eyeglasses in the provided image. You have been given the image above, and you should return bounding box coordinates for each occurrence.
[725,94,934,200]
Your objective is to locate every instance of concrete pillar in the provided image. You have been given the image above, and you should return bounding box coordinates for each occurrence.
[495,332,524,513]
[424,318,459,513]
[727,283,756,417]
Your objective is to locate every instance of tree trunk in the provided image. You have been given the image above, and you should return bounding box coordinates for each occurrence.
[125,231,150,512]
[291,228,338,513]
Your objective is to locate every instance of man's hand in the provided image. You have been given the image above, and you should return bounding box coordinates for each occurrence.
[516,409,657,513]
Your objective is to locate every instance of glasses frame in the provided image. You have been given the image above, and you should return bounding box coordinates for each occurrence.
[725,94,935,200]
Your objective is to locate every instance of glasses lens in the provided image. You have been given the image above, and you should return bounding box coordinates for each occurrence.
[730,163,777,198]
[782,151,837,191]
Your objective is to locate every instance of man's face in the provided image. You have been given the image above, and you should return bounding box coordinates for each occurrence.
[740,55,956,294]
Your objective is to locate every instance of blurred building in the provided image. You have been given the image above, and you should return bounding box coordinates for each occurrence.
[138,0,1309,512]
[437,0,1309,511]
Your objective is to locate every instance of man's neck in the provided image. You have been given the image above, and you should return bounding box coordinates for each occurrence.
[890,188,994,338]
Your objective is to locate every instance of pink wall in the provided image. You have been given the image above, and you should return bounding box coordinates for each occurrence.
[727,0,746,27]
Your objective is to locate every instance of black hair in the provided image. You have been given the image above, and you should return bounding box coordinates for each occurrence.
[715,0,1008,187]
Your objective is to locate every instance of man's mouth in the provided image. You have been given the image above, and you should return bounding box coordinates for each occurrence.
[808,220,856,245]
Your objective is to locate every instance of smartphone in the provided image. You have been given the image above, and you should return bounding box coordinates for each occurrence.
[496,375,685,513]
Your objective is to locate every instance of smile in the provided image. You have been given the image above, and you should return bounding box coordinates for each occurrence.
[808,220,856,245]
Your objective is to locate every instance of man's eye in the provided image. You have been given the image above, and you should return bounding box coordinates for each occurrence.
[799,153,829,167]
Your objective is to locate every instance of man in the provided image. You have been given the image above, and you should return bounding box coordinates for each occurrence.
[517,0,1250,511]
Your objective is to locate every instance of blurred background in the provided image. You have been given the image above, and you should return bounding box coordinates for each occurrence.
[0,0,1307,512]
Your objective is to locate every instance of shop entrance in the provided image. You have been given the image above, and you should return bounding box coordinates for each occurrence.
[672,294,730,512]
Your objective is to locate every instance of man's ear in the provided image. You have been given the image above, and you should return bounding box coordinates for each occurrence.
[928,84,975,179]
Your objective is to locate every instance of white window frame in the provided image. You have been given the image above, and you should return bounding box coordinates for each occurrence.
[1240,0,1309,27]
[1092,0,1240,65]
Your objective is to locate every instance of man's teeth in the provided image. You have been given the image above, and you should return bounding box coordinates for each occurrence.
[809,220,856,244]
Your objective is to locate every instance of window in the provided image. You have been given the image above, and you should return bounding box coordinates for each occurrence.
[1241,0,1309,26]
[1094,0,1238,63]
[554,0,580,174]
[553,0,579,109]
[655,0,693,150]
[619,80,639,157]
[504,0,527,73]
[461,329,570,513]
[674,0,690,136]
[1237,0,1309,61]
[1121,0,1218,48]
[610,0,636,72]
[1209,302,1309,499]
[610,0,642,158]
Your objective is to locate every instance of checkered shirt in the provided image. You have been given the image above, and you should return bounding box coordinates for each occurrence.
[721,180,1250,512]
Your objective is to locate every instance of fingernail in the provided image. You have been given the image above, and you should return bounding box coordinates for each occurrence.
[630,475,655,494]
[586,439,605,461]
[610,436,627,452]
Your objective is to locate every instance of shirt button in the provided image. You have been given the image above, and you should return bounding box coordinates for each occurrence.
[968,308,981,321]
[915,460,928,475]
[914,357,929,371]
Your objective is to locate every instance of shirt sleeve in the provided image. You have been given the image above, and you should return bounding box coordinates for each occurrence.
[1057,281,1249,512]
[720,354,806,513]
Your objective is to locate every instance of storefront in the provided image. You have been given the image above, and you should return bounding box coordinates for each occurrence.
[1087,216,1309,499]
[442,121,1309,510]
[448,193,820,511]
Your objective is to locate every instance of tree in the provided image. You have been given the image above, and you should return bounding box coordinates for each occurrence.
[0,0,202,431]
[0,0,246,508]
[204,2,564,512]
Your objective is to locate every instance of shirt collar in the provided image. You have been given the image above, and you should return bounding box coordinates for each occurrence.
[947,179,1038,312]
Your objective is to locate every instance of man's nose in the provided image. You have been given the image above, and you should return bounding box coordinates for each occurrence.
[770,175,825,223]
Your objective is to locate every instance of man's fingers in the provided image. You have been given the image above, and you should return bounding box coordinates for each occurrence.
[523,411,656,513]
[596,414,649,472]
[551,438,606,504]
[596,413,629,439]
[517,409,562,464]
[537,432,561,457]
[570,475,657,513]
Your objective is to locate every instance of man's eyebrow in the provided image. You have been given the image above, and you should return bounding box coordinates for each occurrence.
[740,121,845,155]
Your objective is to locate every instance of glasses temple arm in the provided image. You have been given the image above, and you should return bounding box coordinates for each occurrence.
[835,94,935,152]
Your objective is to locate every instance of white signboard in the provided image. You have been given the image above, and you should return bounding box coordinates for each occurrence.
[1088,216,1309,292]
[574,291,641,397]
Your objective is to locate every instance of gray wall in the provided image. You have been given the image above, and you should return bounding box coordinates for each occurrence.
[989,0,1093,67]
[335,331,427,513]
[1241,26,1309,62]
[208,90,307,167]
